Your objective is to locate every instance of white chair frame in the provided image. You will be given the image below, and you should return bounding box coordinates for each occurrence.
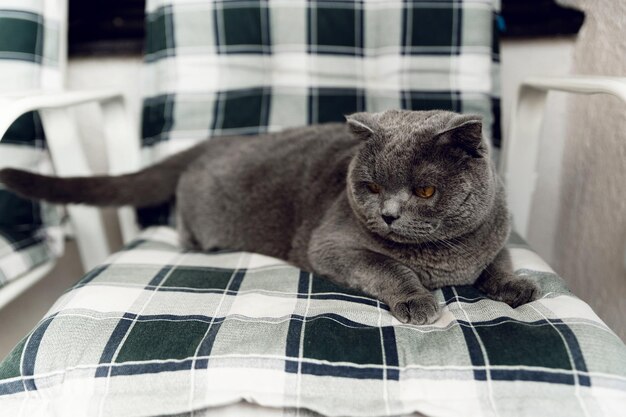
[501,76,626,238]
[0,75,624,309]
[0,91,140,309]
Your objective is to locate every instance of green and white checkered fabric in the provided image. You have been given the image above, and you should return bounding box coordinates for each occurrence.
[0,0,64,285]
[142,0,501,153]
[0,183,59,288]
[0,0,62,92]
[139,0,502,226]
[0,227,624,416]
[0,226,52,288]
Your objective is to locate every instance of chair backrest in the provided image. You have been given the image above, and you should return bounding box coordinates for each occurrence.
[139,0,501,226]
[0,0,67,270]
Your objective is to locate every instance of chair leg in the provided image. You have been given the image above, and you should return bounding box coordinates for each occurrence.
[101,96,141,244]
[39,107,112,271]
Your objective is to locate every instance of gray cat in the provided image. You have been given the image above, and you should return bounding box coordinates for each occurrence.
[0,110,540,324]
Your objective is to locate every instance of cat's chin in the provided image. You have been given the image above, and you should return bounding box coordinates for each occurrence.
[374,229,433,245]
[379,222,443,245]
[355,217,440,245]
[384,231,418,244]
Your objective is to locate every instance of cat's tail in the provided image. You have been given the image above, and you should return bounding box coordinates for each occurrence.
[0,142,206,208]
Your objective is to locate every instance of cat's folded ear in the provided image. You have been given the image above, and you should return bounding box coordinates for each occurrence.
[436,114,486,157]
[345,112,379,140]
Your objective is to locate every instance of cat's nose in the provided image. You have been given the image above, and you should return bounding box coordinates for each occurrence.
[382,214,398,225]
[381,199,402,224]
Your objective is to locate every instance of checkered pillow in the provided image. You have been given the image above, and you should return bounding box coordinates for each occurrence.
[0,226,624,416]
[0,0,64,286]
[0,227,52,288]
[139,0,501,225]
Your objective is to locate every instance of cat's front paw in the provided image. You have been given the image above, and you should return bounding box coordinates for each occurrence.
[488,276,541,308]
[391,293,440,325]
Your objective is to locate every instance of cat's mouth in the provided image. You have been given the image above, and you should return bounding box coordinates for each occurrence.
[383,222,441,243]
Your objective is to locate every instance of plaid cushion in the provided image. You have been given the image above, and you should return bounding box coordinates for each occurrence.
[0,226,53,288]
[139,0,501,225]
[0,0,64,280]
[142,0,501,152]
[0,0,62,91]
[0,226,624,416]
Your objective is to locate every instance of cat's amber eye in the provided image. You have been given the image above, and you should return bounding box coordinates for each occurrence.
[415,186,436,199]
[367,183,382,194]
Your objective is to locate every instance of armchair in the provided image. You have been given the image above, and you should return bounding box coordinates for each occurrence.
[502,75,626,237]
[0,0,68,308]
[0,0,138,308]
[0,1,625,416]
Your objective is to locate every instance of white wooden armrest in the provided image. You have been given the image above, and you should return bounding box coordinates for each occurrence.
[0,90,141,271]
[500,75,626,238]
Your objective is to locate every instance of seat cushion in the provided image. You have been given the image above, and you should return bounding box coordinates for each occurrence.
[0,226,624,416]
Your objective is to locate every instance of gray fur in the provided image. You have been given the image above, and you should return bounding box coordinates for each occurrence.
[0,110,540,324]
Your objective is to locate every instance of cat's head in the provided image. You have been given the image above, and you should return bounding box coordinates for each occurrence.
[346,109,498,244]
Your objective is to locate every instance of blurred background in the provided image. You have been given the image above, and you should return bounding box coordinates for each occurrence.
[1,0,624,357]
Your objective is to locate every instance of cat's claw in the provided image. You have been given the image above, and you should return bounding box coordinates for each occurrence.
[489,276,541,308]
[392,294,440,325]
